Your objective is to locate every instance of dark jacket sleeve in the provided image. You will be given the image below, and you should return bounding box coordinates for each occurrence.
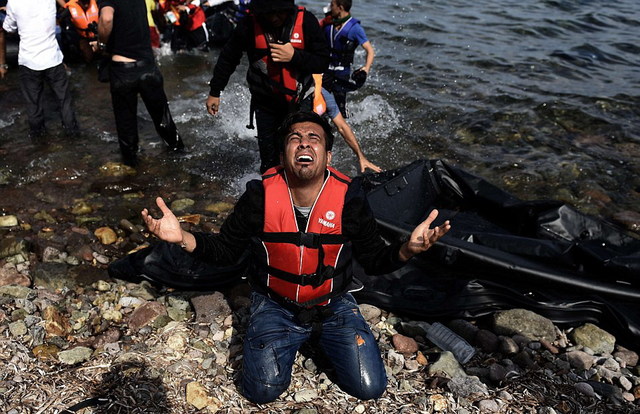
[208,18,250,97]
[289,10,330,75]
[342,178,406,275]
[190,180,264,263]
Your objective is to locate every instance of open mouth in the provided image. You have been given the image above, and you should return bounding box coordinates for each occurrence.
[296,154,314,163]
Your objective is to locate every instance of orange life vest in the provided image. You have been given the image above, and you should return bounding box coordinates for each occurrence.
[66,0,99,39]
[256,166,353,307]
[252,6,306,103]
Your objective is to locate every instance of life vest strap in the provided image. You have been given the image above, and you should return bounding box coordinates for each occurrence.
[267,264,336,287]
[261,231,346,248]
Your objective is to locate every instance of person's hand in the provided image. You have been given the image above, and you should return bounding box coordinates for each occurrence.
[141,197,184,243]
[0,66,7,80]
[89,40,98,52]
[398,209,450,261]
[359,157,382,173]
[206,95,220,115]
[270,42,294,63]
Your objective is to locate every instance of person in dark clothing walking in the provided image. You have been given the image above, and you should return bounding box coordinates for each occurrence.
[205,0,329,173]
[97,0,184,167]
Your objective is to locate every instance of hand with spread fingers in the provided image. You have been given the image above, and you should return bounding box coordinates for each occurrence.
[141,197,184,244]
[398,209,451,261]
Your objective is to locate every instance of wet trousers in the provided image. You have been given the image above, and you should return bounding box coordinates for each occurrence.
[18,64,78,135]
[254,106,288,173]
[109,61,183,165]
[241,292,387,404]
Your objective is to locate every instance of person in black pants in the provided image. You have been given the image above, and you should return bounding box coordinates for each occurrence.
[205,0,329,173]
[97,0,184,167]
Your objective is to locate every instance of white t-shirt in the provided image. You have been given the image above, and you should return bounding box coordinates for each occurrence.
[2,0,64,70]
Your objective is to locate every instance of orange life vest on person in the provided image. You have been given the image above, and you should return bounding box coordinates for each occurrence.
[252,6,306,103]
[66,0,99,39]
[255,166,353,307]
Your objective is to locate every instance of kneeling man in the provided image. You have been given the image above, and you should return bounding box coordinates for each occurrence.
[141,111,450,403]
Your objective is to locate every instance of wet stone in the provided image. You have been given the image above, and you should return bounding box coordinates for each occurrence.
[492,309,556,342]
[476,329,499,353]
[498,336,519,354]
[570,323,616,355]
[392,333,419,355]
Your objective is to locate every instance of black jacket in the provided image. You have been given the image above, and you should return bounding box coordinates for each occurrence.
[191,177,405,277]
[208,8,330,111]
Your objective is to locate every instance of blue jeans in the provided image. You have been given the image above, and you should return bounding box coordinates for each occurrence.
[241,292,387,404]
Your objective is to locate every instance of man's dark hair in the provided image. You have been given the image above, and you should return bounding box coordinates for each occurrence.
[250,0,295,14]
[335,0,352,12]
[278,111,335,152]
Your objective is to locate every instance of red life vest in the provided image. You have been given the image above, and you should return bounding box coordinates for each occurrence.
[66,0,99,39]
[258,166,352,307]
[252,6,306,102]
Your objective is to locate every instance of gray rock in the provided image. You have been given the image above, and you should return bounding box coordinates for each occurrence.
[492,309,556,341]
[15,299,36,315]
[387,349,405,375]
[447,375,488,399]
[570,323,615,355]
[448,319,479,344]
[9,320,27,337]
[428,351,467,378]
[614,346,639,367]
[476,399,499,412]
[488,363,507,383]
[498,336,519,354]
[128,281,157,301]
[565,350,595,371]
[538,407,556,414]
[476,329,499,353]
[574,382,596,398]
[191,292,231,324]
[0,285,34,299]
[167,295,191,311]
[293,389,318,402]
[358,303,382,322]
[58,346,93,365]
[618,376,632,391]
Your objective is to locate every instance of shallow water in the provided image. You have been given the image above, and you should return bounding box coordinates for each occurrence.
[0,0,639,224]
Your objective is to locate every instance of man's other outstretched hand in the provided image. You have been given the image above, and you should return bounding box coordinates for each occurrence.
[398,209,451,262]
[141,197,184,244]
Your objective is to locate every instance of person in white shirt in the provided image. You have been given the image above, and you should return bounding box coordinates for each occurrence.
[2,0,78,138]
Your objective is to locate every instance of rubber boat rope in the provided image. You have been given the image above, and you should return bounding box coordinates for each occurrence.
[59,396,112,413]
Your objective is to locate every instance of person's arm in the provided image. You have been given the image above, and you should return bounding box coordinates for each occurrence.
[56,0,68,8]
[360,40,374,73]
[97,5,114,45]
[206,17,247,114]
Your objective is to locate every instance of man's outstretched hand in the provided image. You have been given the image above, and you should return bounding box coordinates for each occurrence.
[141,197,183,244]
[398,209,451,262]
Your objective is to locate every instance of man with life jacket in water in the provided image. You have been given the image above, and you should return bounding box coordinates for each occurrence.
[59,0,101,62]
[158,0,208,51]
[205,0,330,173]
[141,111,451,403]
[320,0,374,118]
